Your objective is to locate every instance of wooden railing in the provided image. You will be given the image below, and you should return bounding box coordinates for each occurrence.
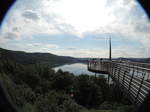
[88,59,150,105]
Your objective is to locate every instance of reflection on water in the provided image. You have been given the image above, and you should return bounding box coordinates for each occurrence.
[53,63,108,78]
[54,63,94,75]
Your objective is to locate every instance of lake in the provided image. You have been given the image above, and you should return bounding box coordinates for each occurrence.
[53,63,109,78]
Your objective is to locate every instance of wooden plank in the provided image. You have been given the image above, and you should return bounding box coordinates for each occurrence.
[87,60,150,105]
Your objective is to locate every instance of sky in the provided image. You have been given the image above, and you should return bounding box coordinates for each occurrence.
[0,0,150,58]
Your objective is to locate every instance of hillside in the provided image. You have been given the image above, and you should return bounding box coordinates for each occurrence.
[0,48,81,67]
[1,48,149,68]
[0,47,135,112]
[117,57,150,63]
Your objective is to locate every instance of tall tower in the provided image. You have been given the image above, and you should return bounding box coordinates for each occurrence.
[109,36,112,61]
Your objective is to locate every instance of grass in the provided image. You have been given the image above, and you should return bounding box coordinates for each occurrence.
[80,109,113,112]
[79,103,135,112]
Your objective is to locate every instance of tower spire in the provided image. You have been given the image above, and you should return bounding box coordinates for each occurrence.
[109,36,111,61]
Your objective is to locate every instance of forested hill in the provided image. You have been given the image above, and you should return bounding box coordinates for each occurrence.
[0,48,82,67]
[117,57,150,63]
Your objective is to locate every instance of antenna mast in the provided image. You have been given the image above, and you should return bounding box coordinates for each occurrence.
[109,36,112,61]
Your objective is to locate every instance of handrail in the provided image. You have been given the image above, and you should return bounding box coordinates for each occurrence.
[88,60,150,72]
[87,60,150,106]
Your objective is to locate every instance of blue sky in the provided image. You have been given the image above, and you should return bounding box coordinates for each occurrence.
[0,0,150,58]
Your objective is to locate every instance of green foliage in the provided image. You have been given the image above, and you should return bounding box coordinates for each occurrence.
[61,97,82,112]
[3,75,36,107]
[80,109,113,112]
[74,75,103,108]
[94,75,109,101]
[35,91,60,112]
[99,102,119,110]
[98,102,135,112]
[80,103,135,112]
[22,103,35,112]
[106,84,127,103]
[0,60,81,112]
[0,47,80,67]
[52,69,74,92]
[19,70,40,89]
[0,55,132,112]
[116,105,135,112]
[35,91,81,112]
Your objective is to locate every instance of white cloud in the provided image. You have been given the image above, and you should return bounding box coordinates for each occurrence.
[0,9,62,42]
[43,0,113,37]
[50,48,109,58]
[0,0,150,58]
[2,0,149,40]
[113,46,150,58]
[1,43,60,53]
[22,10,40,21]
[48,46,150,58]
[4,32,18,40]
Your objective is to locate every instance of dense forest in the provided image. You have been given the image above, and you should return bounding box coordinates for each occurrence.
[0,48,135,112]
[0,48,85,67]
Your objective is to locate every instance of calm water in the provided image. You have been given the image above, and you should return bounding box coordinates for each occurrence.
[53,63,108,78]
[54,63,94,75]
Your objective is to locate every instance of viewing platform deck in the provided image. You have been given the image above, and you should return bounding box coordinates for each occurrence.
[88,59,150,106]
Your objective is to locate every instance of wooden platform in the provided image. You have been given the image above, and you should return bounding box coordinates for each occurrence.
[87,60,150,106]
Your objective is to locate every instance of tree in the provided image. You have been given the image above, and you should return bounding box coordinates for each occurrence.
[52,69,74,93]
[74,75,103,108]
